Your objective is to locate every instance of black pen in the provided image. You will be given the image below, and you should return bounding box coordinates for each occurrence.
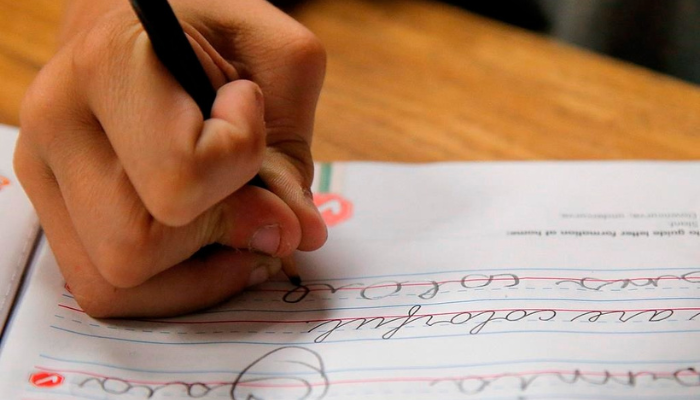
[129,0,301,285]
[130,0,215,117]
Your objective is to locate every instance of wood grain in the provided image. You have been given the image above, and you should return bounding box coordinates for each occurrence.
[1,0,698,161]
[292,0,700,161]
[0,0,64,126]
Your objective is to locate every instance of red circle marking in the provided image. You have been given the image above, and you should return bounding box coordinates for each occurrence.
[313,193,353,227]
[29,372,65,388]
[0,176,9,189]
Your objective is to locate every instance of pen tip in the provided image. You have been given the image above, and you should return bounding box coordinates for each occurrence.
[281,255,301,286]
[289,275,302,286]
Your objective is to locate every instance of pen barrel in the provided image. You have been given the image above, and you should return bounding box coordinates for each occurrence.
[129,0,217,118]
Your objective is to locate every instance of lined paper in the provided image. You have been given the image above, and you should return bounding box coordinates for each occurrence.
[0,125,39,336]
[1,162,699,399]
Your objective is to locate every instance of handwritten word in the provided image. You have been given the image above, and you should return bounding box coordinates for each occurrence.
[277,270,700,304]
[77,346,328,399]
[556,270,700,291]
[282,274,520,303]
[308,306,556,342]
[306,305,700,343]
[432,367,700,395]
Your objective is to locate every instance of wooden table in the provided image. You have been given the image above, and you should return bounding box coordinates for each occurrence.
[2,0,699,161]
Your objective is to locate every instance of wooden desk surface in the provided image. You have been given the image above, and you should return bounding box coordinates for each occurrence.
[1,0,699,161]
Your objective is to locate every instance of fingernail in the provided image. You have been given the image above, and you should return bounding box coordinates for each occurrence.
[249,225,281,255]
[246,258,282,288]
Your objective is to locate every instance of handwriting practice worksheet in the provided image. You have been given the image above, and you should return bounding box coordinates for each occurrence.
[1,159,699,399]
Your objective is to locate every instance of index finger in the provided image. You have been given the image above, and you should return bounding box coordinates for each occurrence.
[79,17,267,226]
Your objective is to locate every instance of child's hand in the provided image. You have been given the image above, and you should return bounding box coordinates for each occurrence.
[13,0,327,317]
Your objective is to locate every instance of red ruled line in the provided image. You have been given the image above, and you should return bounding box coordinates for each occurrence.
[34,365,699,389]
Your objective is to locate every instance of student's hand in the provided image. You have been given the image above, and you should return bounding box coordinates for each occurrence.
[13,0,327,317]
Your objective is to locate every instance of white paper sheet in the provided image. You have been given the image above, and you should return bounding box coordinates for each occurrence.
[1,161,699,399]
[0,125,39,337]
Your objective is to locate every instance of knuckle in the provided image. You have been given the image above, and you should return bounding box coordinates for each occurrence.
[139,162,201,226]
[216,118,266,157]
[19,69,66,150]
[63,271,128,318]
[11,140,34,187]
[10,140,55,200]
[20,80,49,131]
[233,122,267,164]
[282,28,327,77]
[91,226,158,288]
[73,288,121,318]
[70,29,108,79]
[70,11,134,81]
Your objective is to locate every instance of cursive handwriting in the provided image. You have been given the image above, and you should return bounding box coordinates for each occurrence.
[307,305,557,342]
[283,274,520,303]
[306,305,698,342]
[432,367,700,395]
[279,270,700,304]
[77,346,328,399]
[556,270,700,291]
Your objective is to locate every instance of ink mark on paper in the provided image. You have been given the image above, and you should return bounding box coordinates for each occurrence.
[76,346,328,399]
[431,367,700,395]
[305,305,699,342]
[556,270,700,291]
[282,273,519,303]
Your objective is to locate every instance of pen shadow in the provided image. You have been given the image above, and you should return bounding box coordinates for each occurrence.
[197,272,336,344]
[100,272,337,346]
